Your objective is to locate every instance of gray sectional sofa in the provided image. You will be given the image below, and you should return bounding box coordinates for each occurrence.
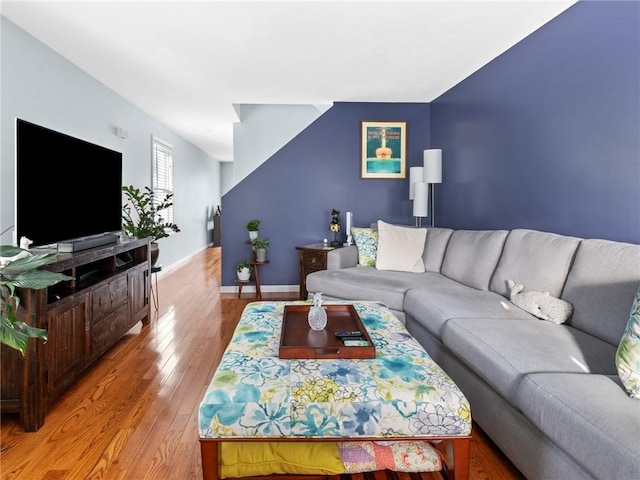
[306,227,640,480]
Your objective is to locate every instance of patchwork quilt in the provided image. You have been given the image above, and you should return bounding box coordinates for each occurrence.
[199,301,471,439]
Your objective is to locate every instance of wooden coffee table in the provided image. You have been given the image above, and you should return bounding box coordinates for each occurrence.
[199,301,472,480]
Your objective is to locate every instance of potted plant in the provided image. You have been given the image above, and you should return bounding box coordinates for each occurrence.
[0,245,73,356]
[251,237,270,262]
[236,260,253,281]
[122,185,180,266]
[246,219,260,241]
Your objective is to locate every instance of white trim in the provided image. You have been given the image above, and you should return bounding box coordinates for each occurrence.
[220,285,299,295]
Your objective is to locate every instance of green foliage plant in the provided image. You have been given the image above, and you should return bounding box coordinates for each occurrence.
[0,246,73,356]
[251,237,270,251]
[246,219,260,232]
[122,185,180,241]
[236,260,253,273]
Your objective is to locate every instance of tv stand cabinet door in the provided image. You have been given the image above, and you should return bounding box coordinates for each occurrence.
[128,263,150,325]
[46,294,91,400]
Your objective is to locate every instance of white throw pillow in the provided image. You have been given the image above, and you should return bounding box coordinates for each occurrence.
[375,220,426,273]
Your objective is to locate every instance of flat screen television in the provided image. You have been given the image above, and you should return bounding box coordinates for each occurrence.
[16,118,123,247]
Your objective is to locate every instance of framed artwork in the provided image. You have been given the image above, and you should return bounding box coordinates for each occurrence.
[360,121,407,179]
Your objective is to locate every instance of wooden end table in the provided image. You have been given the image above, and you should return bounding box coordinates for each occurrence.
[296,243,339,299]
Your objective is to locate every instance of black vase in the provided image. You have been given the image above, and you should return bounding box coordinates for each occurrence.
[150,242,160,266]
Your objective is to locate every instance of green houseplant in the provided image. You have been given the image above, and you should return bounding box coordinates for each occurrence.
[236,260,253,281]
[122,185,180,265]
[251,237,270,262]
[0,246,73,356]
[246,219,260,240]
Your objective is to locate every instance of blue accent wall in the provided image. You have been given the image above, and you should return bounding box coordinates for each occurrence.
[223,1,639,290]
[222,102,430,288]
[431,0,640,243]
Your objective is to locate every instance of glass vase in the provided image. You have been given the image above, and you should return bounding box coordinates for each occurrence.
[308,292,327,330]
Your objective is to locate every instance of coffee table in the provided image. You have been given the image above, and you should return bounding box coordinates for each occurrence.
[199,301,472,480]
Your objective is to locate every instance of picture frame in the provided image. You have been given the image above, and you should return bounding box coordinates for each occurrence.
[360,121,407,179]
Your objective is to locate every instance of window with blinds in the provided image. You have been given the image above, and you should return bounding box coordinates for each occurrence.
[152,136,175,225]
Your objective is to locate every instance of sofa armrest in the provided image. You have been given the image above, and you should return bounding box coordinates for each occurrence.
[327,245,358,269]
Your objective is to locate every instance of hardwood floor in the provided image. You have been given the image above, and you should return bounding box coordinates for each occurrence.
[1,247,524,480]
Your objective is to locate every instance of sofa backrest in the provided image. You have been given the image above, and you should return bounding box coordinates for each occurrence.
[422,227,454,273]
[440,230,509,290]
[489,229,581,299]
[561,238,640,346]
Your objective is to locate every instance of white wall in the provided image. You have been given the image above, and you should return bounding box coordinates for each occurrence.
[225,103,331,194]
[1,18,221,269]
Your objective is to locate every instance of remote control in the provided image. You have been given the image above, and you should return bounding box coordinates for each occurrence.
[334,330,363,338]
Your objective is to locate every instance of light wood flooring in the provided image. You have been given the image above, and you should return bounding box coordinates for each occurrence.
[1,247,524,480]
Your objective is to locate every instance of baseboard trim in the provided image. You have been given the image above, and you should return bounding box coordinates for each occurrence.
[220,284,299,294]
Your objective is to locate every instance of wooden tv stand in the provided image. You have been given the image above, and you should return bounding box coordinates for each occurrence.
[0,237,152,431]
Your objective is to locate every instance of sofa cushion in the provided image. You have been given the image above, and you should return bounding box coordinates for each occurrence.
[561,238,640,345]
[442,318,618,404]
[616,286,640,399]
[517,373,640,480]
[375,221,426,273]
[404,287,533,341]
[440,230,508,291]
[306,267,433,312]
[351,227,378,267]
[489,229,581,298]
[422,227,454,273]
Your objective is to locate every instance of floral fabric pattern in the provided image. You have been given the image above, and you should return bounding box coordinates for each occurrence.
[199,301,472,439]
[352,228,378,267]
[616,286,640,399]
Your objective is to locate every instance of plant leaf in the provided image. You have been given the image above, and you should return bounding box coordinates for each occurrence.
[0,245,25,257]
[9,270,74,290]
[1,252,58,272]
[0,317,29,356]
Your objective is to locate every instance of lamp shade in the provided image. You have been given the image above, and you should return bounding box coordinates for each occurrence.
[412,182,428,217]
[409,166,424,200]
[423,149,442,184]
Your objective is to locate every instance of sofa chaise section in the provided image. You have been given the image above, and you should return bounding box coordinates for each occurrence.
[305,225,640,479]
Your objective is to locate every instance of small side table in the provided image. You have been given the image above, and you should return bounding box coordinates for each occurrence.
[295,244,338,300]
[150,265,162,311]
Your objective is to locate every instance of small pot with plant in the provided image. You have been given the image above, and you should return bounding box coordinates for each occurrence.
[236,260,253,281]
[246,219,260,241]
[251,237,270,262]
[121,185,181,266]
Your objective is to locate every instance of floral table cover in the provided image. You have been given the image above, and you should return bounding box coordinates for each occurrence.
[199,301,471,439]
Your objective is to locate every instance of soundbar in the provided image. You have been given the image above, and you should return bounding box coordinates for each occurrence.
[57,233,119,253]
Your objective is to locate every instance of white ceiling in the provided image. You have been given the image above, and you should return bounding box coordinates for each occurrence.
[1,1,577,162]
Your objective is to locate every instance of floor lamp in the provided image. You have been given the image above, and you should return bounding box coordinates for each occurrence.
[412,182,428,228]
[423,149,442,228]
[409,166,425,227]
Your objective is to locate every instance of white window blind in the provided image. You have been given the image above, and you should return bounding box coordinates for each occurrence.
[152,136,175,224]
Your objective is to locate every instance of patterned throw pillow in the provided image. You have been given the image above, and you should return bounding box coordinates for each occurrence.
[616,286,640,399]
[351,227,378,267]
[338,441,442,473]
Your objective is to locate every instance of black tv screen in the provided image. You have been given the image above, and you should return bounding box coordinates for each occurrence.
[16,118,123,247]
